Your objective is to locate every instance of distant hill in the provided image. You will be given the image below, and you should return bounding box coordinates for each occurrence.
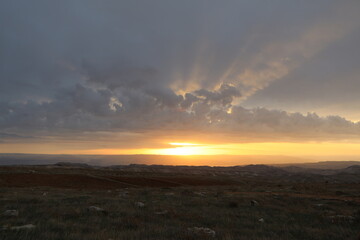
[1,160,359,183]
[274,161,360,169]
[0,153,312,166]
[238,164,288,175]
[339,165,360,174]
[0,154,359,173]
[54,162,91,168]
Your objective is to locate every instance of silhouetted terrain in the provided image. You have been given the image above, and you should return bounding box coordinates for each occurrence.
[0,162,359,239]
[2,153,359,167]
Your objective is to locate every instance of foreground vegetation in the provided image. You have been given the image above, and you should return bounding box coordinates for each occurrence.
[1,184,359,240]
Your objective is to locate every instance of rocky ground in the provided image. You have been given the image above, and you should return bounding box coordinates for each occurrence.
[0,164,359,240]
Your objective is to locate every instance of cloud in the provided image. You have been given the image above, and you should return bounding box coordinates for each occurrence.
[223,1,360,102]
[1,79,359,143]
[0,132,34,139]
[194,84,241,106]
[0,132,35,143]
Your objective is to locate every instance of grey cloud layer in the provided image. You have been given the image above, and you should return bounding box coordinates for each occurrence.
[1,0,360,143]
[1,75,359,141]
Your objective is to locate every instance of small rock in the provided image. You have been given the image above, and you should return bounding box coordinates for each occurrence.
[194,192,206,197]
[3,210,19,217]
[10,224,36,230]
[87,206,107,214]
[155,210,168,215]
[135,202,145,208]
[88,206,104,211]
[188,227,216,238]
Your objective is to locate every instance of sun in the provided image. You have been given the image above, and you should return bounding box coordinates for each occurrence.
[158,146,201,155]
[155,142,207,155]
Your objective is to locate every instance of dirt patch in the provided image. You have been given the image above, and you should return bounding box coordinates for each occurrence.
[0,173,127,189]
[0,173,238,189]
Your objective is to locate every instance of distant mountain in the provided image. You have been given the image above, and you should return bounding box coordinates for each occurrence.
[274,161,360,169]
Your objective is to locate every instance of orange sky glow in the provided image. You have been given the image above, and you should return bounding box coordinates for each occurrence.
[2,141,360,157]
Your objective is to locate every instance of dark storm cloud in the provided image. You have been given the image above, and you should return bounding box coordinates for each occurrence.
[1,0,360,143]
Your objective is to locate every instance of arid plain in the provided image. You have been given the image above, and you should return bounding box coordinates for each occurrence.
[1,162,359,240]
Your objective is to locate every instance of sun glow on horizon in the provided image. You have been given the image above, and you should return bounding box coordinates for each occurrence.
[111,142,360,156]
[154,142,209,155]
[157,146,204,155]
[3,141,360,159]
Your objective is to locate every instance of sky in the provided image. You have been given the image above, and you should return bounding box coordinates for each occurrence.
[1,0,360,162]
